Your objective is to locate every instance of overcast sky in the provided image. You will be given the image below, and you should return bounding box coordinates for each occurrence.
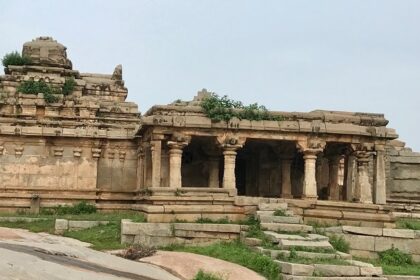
[1,1,419,150]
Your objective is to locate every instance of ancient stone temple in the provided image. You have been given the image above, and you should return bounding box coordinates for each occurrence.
[1,37,420,222]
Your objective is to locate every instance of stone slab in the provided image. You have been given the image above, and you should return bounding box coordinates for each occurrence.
[274,260,314,276]
[260,223,313,233]
[258,202,288,211]
[342,226,383,236]
[382,228,415,239]
[313,264,360,277]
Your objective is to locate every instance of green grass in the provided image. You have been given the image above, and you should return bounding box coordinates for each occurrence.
[0,219,55,233]
[63,222,125,250]
[193,270,224,280]
[397,219,420,230]
[329,234,350,253]
[0,209,145,251]
[164,241,281,280]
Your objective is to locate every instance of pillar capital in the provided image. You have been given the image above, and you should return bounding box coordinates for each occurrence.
[216,134,245,150]
[167,140,188,151]
[297,137,326,154]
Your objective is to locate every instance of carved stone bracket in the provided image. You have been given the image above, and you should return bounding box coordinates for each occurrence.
[15,146,24,157]
[108,150,115,159]
[296,137,326,154]
[73,148,82,157]
[216,134,246,151]
[53,147,64,157]
[91,148,101,160]
[119,151,126,162]
[0,146,4,156]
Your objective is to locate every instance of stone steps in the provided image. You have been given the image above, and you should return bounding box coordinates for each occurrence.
[278,239,334,250]
[282,276,387,280]
[256,210,295,216]
[259,215,302,224]
[264,231,328,243]
[256,247,349,260]
[258,202,288,211]
[260,222,313,233]
[275,260,383,278]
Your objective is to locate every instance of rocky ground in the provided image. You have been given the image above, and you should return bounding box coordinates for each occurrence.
[0,227,180,280]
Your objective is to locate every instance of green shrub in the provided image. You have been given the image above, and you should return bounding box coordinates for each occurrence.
[397,219,420,230]
[62,77,76,95]
[17,80,63,103]
[55,201,97,215]
[201,93,281,122]
[329,234,349,253]
[273,209,287,216]
[193,270,224,280]
[2,51,31,67]
[379,247,413,266]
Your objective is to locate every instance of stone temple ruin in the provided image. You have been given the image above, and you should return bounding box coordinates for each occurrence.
[1,37,420,224]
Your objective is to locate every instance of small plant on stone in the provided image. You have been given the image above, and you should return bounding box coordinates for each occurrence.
[2,51,31,67]
[379,246,413,266]
[174,188,186,196]
[273,209,288,217]
[329,234,350,253]
[62,77,76,95]
[116,244,156,260]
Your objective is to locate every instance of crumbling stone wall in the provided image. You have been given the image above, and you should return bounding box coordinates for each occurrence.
[386,141,420,201]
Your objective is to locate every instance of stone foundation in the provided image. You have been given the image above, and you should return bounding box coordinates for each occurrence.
[121,220,244,247]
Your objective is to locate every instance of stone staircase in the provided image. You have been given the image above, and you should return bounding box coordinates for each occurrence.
[244,202,386,280]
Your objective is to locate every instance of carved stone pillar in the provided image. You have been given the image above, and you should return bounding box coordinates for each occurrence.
[150,140,162,188]
[208,156,220,188]
[355,151,373,204]
[374,145,386,204]
[167,141,187,189]
[281,158,293,198]
[302,150,319,199]
[136,146,145,191]
[328,155,341,201]
[217,135,245,191]
[344,154,357,202]
[222,148,238,189]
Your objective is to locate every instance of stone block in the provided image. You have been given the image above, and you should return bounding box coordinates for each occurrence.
[259,215,302,224]
[279,239,333,250]
[313,264,360,277]
[55,219,69,234]
[243,237,262,246]
[303,209,343,219]
[260,223,313,233]
[341,234,376,251]
[274,260,314,276]
[258,202,288,211]
[375,237,420,254]
[342,226,382,236]
[174,223,241,233]
[360,266,383,276]
[349,249,379,260]
[382,228,415,239]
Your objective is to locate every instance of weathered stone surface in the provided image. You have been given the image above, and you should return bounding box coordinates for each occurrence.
[360,266,383,276]
[278,239,333,250]
[313,264,360,277]
[340,234,376,251]
[342,226,383,236]
[259,215,302,224]
[274,260,314,276]
[54,219,69,234]
[260,223,313,233]
[258,202,288,211]
[382,228,415,239]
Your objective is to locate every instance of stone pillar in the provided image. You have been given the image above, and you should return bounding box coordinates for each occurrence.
[280,158,293,198]
[222,148,238,189]
[167,141,186,189]
[208,156,220,188]
[344,154,357,202]
[302,150,319,199]
[355,151,373,204]
[374,145,387,204]
[150,140,162,188]
[136,147,145,191]
[328,155,341,201]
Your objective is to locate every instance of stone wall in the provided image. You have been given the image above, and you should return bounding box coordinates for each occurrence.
[327,225,420,262]
[121,219,243,247]
[386,142,420,202]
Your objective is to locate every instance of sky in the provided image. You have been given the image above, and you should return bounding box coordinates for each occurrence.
[0,1,419,150]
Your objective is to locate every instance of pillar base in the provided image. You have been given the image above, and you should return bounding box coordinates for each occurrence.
[301,195,318,200]
[281,194,294,199]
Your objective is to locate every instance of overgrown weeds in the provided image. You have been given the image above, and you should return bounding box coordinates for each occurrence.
[329,234,350,253]
[2,51,31,67]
